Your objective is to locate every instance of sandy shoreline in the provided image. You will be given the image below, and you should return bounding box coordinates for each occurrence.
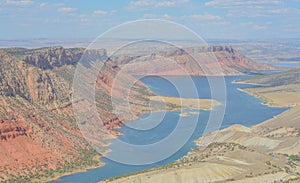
[232,80,264,86]
[236,88,279,107]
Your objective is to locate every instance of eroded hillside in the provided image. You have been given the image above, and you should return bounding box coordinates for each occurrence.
[0,47,151,182]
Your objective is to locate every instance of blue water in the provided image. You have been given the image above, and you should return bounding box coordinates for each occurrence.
[51,76,287,183]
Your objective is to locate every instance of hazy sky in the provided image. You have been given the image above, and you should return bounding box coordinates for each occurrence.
[0,0,299,39]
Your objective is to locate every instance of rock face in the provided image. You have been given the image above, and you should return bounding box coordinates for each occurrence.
[0,51,70,106]
[21,46,108,70]
[22,46,83,69]
[1,47,109,105]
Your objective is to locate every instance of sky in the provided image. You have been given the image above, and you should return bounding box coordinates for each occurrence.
[0,0,300,40]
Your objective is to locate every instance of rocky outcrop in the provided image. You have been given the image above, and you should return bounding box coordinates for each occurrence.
[103,117,125,130]
[0,118,30,141]
[0,50,71,105]
[163,45,236,55]
[0,50,30,99]
[6,46,107,70]
[22,46,83,69]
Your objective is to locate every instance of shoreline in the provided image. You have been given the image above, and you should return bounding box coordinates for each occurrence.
[237,87,296,108]
[98,107,293,183]
[99,92,293,183]
[233,78,287,108]
[44,154,105,183]
[48,76,286,183]
[232,80,269,86]
[98,78,291,182]
[237,88,278,107]
[46,96,218,182]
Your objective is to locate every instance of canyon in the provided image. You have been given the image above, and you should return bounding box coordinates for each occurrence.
[0,45,277,182]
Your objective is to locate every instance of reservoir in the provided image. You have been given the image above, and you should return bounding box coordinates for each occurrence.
[51,75,287,183]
